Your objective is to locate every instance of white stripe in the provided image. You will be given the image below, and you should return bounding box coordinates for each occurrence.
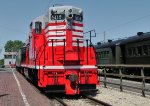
[48,42,65,46]
[21,64,26,67]
[24,65,97,69]
[42,65,97,69]
[45,23,82,31]
[47,36,66,40]
[12,69,30,106]
[73,31,83,36]
[73,21,83,24]
[46,31,66,35]
[72,43,83,47]
[45,25,66,32]
[73,26,83,31]
[73,37,83,41]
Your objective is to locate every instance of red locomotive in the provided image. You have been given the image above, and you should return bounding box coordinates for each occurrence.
[16,6,99,95]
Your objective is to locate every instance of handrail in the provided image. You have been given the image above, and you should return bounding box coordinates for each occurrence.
[38,39,51,63]
[86,40,88,65]
[98,64,150,68]
[77,39,80,63]
[38,39,66,67]
[63,39,66,65]
[52,39,54,65]
[84,30,96,46]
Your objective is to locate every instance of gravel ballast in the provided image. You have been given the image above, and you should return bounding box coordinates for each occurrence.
[96,85,150,106]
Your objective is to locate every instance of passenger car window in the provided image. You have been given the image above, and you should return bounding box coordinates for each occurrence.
[143,45,148,56]
[127,48,132,56]
[137,46,142,56]
[133,47,137,56]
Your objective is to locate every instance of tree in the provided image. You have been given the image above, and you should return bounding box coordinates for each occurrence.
[0,59,4,65]
[4,40,24,52]
[0,59,4,67]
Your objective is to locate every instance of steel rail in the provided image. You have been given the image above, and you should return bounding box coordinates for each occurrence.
[82,94,112,106]
[54,97,69,106]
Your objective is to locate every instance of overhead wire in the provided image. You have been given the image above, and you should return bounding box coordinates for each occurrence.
[42,0,52,14]
[97,13,150,35]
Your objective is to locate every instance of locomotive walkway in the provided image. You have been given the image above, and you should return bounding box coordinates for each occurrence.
[0,68,150,106]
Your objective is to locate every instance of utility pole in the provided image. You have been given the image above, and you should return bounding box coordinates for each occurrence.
[0,48,2,54]
[104,31,106,43]
[11,46,14,68]
[0,47,2,54]
[12,47,13,65]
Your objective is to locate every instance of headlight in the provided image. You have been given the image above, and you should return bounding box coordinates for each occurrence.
[51,9,57,14]
[68,14,72,18]
[68,9,72,13]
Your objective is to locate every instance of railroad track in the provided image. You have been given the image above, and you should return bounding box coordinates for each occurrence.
[54,95,112,106]
[82,94,112,106]
[54,97,69,106]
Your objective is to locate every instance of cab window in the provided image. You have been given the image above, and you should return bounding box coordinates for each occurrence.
[35,22,42,34]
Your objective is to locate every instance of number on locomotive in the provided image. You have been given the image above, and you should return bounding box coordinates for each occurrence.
[51,14,65,20]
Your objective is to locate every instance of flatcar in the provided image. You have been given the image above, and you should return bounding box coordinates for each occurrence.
[95,32,150,75]
[16,6,99,95]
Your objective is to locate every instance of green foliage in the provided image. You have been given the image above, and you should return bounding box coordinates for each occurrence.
[4,40,24,52]
[0,59,4,65]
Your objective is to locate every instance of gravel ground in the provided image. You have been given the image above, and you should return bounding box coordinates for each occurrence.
[62,97,95,106]
[95,85,150,106]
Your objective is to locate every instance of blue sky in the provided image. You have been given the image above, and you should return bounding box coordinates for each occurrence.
[1,0,150,58]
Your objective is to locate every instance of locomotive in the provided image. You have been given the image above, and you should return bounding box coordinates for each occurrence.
[94,32,150,75]
[16,6,99,95]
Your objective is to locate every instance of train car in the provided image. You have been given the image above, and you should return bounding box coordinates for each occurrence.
[16,6,99,95]
[122,32,150,64]
[95,32,150,75]
[95,32,150,65]
[94,39,124,65]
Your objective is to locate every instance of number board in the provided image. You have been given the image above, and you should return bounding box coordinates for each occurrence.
[51,14,65,20]
[73,14,83,22]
